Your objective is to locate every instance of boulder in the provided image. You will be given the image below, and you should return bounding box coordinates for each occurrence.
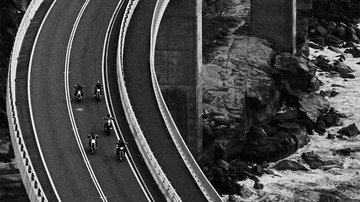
[340,73,355,79]
[338,123,360,137]
[318,107,345,127]
[316,25,327,36]
[325,34,344,46]
[328,46,342,54]
[312,55,335,72]
[344,47,360,58]
[327,133,336,139]
[315,120,326,135]
[298,93,330,123]
[251,164,265,176]
[241,131,297,163]
[274,53,318,92]
[333,60,354,76]
[301,151,325,169]
[273,160,309,171]
[277,122,310,148]
[253,182,264,189]
[310,36,325,47]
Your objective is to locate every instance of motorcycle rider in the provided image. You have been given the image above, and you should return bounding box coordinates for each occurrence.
[116,139,127,155]
[103,113,114,129]
[87,132,98,148]
[74,83,85,97]
[93,81,102,96]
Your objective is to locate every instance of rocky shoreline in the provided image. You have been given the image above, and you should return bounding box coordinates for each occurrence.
[201,0,360,201]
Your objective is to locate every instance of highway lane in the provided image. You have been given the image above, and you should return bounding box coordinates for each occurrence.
[104,0,166,201]
[67,0,149,201]
[123,0,208,201]
[28,0,149,201]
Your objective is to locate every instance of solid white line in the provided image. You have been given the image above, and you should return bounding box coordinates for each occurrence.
[64,0,108,201]
[28,0,62,201]
[101,1,154,201]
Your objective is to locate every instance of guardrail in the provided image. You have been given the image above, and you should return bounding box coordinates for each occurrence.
[150,1,223,201]
[7,0,49,201]
[116,0,181,201]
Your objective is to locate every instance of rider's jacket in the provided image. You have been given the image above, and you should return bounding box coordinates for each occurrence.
[88,134,98,139]
[117,141,125,148]
[75,85,84,91]
[94,83,102,89]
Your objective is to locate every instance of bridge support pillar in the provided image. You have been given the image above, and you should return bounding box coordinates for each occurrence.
[251,0,296,53]
[155,0,202,158]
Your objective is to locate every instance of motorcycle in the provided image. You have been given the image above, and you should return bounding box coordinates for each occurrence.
[104,119,112,135]
[95,88,102,102]
[90,139,97,155]
[76,90,83,103]
[116,146,125,161]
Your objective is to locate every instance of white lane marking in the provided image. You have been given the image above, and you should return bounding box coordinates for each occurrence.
[28,0,62,201]
[64,0,108,201]
[102,0,154,201]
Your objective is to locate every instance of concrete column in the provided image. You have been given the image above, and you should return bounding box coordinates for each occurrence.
[155,0,202,158]
[297,0,313,10]
[251,0,296,54]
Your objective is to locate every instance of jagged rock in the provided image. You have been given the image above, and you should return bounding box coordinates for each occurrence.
[313,55,335,72]
[338,123,360,137]
[318,107,345,127]
[315,120,326,135]
[316,25,327,36]
[328,46,342,54]
[251,164,264,176]
[302,151,325,169]
[333,60,354,75]
[273,160,309,171]
[340,73,355,79]
[310,35,326,47]
[309,42,322,49]
[241,131,297,163]
[274,53,318,91]
[336,148,353,156]
[325,34,344,46]
[298,93,330,123]
[272,108,299,122]
[331,84,345,88]
[277,122,310,148]
[329,90,339,97]
[327,133,336,139]
[253,182,264,189]
[203,36,275,128]
[344,47,360,58]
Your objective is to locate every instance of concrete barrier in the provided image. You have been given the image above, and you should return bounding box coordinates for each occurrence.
[7,0,51,201]
[116,0,181,201]
[150,1,223,201]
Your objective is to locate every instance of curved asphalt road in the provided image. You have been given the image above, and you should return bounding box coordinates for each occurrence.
[123,0,208,201]
[27,0,158,201]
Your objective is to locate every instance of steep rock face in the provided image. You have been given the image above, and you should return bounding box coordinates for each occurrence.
[203,36,276,129]
[0,162,28,202]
